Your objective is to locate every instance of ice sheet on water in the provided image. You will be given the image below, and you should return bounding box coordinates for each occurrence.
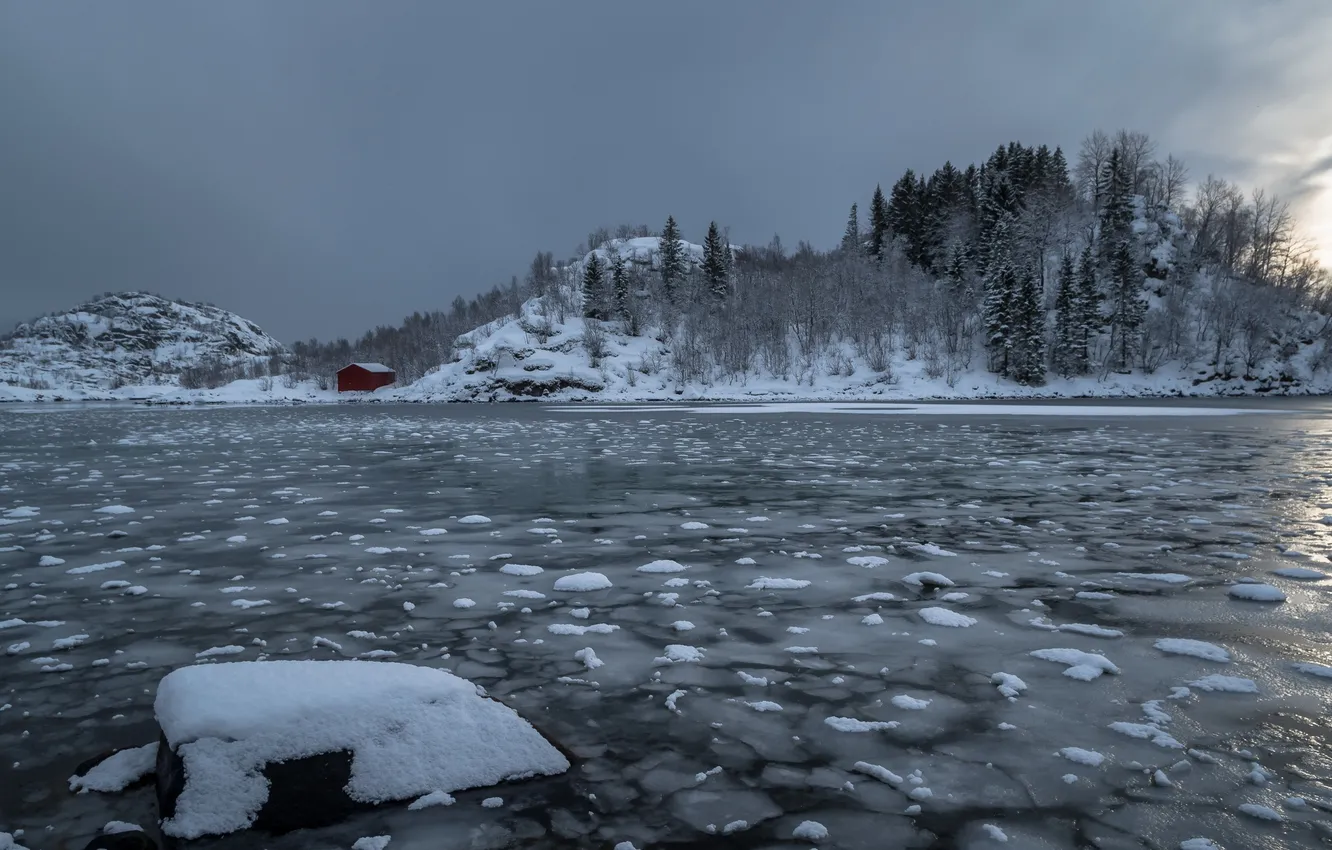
[11,404,1332,850]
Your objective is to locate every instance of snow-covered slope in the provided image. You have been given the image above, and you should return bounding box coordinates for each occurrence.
[0,292,286,394]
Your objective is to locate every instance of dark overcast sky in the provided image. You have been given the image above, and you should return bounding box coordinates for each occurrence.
[2,1,1330,342]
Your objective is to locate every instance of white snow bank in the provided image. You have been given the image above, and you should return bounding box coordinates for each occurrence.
[153,660,569,838]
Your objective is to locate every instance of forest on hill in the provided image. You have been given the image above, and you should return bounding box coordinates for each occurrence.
[290,128,1331,394]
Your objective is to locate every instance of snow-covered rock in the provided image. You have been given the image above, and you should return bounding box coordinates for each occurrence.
[152,660,569,838]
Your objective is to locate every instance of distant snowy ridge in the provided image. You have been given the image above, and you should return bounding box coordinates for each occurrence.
[0,292,286,396]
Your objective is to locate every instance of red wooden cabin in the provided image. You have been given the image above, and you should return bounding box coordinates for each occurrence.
[336,362,396,392]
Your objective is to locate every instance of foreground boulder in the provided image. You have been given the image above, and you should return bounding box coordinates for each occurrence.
[152,660,570,839]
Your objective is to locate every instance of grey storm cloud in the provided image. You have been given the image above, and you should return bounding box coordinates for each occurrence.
[2,0,1331,341]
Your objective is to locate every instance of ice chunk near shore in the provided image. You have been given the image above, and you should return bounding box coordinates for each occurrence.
[153,660,568,838]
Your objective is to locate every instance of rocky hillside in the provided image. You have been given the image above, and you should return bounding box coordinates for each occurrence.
[0,292,286,392]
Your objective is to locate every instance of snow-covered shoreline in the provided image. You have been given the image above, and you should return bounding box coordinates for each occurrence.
[3,374,1327,406]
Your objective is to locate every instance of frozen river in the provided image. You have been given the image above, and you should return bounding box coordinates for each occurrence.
[5,400,1332,849]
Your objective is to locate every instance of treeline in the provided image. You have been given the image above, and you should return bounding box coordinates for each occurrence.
[294,127,1330,390]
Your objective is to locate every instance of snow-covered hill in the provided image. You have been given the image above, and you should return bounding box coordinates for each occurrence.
[0,292,287,396]
[393,297,1332,403]
[394,235,1332,402]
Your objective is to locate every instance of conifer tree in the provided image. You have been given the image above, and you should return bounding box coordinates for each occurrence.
[841,203,861,253]
[1098,149,1144,369]
[581,252,605,319]
[1011,263,1047,385]
[1076,245,1100,369]
[1052,252,1081,376]
[1049,146,1073,200]
[658,215,684,300]
[868,185,889,260]
[702,221,729,300]
[983,219,1017,375]
[887,170,919,246]
[609,249,630,320]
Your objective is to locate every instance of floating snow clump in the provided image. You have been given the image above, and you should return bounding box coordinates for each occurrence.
[918,607,976,627]
[1228,583,1285,602]
[1189,674,1259,693]
[1154,639,1231,663]
[553,572,612,592]
[637,560,688,574]
[1030,648,1120,680]
[747,577,811,590]
[1059,747,1105,767]
[903,572,954,588]
[500,563,543,576]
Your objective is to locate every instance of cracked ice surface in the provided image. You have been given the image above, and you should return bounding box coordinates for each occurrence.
[4,401,1332,848]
